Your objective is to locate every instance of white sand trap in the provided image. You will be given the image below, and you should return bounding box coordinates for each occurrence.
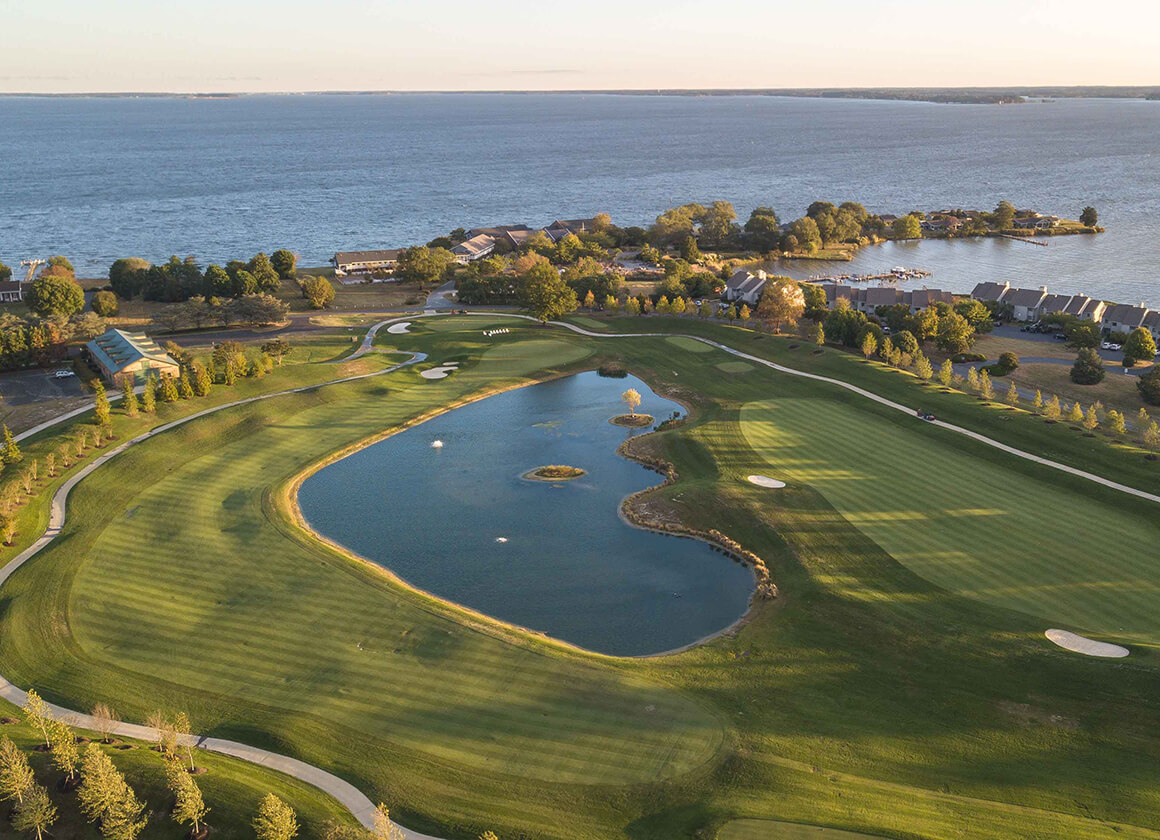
[420,365,458,380]
[1045,629,1129,658]
[747,475,787,489]
[386,322,411,334]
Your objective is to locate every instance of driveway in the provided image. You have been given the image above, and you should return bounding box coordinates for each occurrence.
[0,368,85,405]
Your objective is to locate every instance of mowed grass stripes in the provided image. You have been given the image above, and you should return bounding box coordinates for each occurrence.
[2,331,722,792]
[741,397,1160,647]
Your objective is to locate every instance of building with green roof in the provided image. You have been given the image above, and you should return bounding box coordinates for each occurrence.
[85,328,180,387]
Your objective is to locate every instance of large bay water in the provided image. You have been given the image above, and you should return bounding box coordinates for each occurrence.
[297,371,754,656]
[1,94,1157,303]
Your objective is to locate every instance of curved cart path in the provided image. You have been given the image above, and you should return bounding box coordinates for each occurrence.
[2,312,1153,839]
[0,347,442,840]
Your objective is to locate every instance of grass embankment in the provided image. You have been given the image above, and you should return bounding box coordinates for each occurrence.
[719,820,885,840]
[0,701,354,840]
[2,315,1160,839]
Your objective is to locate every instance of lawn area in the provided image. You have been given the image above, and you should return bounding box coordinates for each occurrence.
[0,701,355,840]
[741,395,1160,646]
[719,820,886,840]
[967,332,1075,362]
[1008,362,1150,415]
[2,315,1160,839]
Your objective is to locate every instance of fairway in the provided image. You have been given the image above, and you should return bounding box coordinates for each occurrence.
[741,396,1160,647]
[719,820,885,840]
[4,317,1160,840]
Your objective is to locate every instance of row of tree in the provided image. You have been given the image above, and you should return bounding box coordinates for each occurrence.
[0,311,107,371]
[109,251,297,303]
[1,690,501,840]
[151,294,290,332]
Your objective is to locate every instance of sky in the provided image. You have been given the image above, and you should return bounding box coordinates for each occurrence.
[1,0,1158,93]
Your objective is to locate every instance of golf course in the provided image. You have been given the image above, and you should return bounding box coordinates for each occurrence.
[1,313,1159,839]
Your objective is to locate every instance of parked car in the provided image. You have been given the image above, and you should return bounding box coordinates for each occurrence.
[52,368,76,378]
[1054,332,1068,340]
[1108,343,1122,352]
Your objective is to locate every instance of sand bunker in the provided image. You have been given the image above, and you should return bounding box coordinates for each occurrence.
[419,361,459,380]
[747,475,786,489]
[386,322,411,334]
[1045,629,1129,658]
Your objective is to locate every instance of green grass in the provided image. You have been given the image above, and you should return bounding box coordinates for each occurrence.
[0,701,355,840]
[719,820,886,840]
[3,315,1160,839]
[741,396,1160,647]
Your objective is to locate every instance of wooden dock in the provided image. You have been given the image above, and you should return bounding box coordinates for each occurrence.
[806,267,933,284]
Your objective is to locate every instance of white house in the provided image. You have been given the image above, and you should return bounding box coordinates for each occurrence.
[1002,287,1049,322]
[1102,303,1150,334]
[332,249,403,277]
[724,269,768,306]
[451,234,497,264]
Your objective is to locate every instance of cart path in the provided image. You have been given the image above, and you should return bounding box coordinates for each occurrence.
[0,347,442,839]
[3,311,1157,840]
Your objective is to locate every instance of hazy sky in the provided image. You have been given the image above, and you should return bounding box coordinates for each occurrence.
[2,0,1158,93]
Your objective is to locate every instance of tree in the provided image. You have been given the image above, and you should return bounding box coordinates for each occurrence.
[271,249,298,279]
[1066,402,1084,423]
[625,297,641,316]
[397,246,455,284]
[913,354,933,380]
[91,703,116,744]
[754,277,805,333]
[478,833,500,840]
[160,373,179,403]
[1070,347,1106,384]
[936,311,975,354]
[1080,206,1098,227]
[738,304,750,324]
[261,338,291,366]
[1004,381,1020,406]
[22,689,53,748]
[232,294,290,327]
[246,253,282,292]
[786,217,821,253]
[993,200,1016,230]
[892,215,922,240]
[520,264,577,323]
[47,718,80,785]
[860,332,877,359]
[965,367,980,392]
[678,236,702,263]
[998,351,1020,373]
[979,369,995,401]
[0,260,10,282]
[621,388,642,415]
[302,276,335,309]
[1044,395,1062,420]
[1122,327,1157,367]
[1144,420,1160,453]
[743,207,781,251]
[0,736,34,804]
[107,258,150,299]
[102,781,147,840]
[937,359,953,387]
[1033,390,1044,412]
[91,290,119,316]
[254,793,299,840]
[372,804,406,840]
[1083,404,1100,431]
[166,759,209,835]
[140,377,156,413]
[699,201,739,247]
[3,424,23,465]
[802,320,824,345]
[93,380,111,426]
[47,255,74,272]
[12,782,57,840]
[27,273,85,317]
[1107,409,1126,435]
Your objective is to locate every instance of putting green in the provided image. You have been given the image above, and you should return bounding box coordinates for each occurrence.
[719,820,885,840]
[741,397,1160,647]
[666,336,714,353]
[717,361,754,373]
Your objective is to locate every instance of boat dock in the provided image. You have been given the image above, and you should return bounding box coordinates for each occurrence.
[998,233,1049,246]
[806,267,933,284]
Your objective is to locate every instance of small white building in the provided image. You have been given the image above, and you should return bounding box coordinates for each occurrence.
[1102,303,1150,334]
[724,269,768,306]
[332,249,403,277]
[451,234,497,264]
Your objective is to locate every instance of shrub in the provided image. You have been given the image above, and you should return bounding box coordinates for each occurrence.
[1138,366,1160,405]
[1070,347,1105,384]
[91,290,119,317]
[997,351,1019,372]
[951,352,986,364]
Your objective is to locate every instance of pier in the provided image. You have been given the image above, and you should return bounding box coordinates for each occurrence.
[998,233,1049,246]
[806,267,933,284]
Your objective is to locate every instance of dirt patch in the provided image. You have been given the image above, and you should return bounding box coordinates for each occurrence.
[998,701,1079,731]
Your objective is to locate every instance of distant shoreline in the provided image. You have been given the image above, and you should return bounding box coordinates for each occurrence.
[2,86,1159,105]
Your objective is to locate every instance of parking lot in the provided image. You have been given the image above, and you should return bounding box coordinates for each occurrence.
[0,367,86,406]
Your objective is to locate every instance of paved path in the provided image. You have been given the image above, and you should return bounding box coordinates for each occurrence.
[459,312,1160,506]
[0,342,442,840]
[5,312,1159,840]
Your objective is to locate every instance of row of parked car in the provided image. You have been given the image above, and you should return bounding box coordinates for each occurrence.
[1021,321,1130,352]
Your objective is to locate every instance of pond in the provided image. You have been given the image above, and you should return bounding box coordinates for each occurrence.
[297,371,755,656]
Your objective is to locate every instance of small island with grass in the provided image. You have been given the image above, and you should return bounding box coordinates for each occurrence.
[610,413,654,428]
[523,464,587,481]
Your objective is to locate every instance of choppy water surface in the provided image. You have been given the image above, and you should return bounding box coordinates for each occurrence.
[1,94,1157,304]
